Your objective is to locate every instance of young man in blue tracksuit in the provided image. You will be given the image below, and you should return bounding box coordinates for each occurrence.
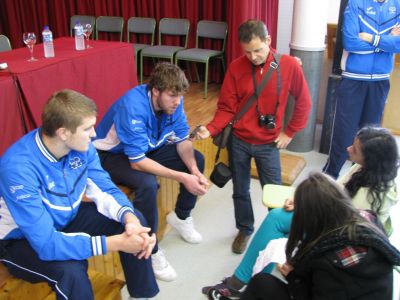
[324,0,400,178]
[0,90,158,300]
[94,62,209,281]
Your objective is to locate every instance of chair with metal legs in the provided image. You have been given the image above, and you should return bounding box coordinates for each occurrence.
[140,18,190,83]
[127,17,156,74]
[95,16,124,41]
[175,20,227,98]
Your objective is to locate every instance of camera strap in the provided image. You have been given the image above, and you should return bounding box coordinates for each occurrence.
[252,52,281,118]
[234,52,281,124]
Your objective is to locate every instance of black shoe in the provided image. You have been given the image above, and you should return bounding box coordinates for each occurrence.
[208,288,234,300]
[202,278,242,299]
[232,231,251,254]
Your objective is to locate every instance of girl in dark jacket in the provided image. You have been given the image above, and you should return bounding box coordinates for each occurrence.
[241,173,400,300]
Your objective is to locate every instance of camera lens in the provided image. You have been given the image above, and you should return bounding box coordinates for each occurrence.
[265,115,276,129]
[266,122,276,129]
[259,114,276,129]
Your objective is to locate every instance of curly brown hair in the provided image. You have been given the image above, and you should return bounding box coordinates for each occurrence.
[148,62,189,94]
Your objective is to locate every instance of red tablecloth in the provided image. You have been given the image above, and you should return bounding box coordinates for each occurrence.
[0,75,26,156]
[0,37,137,134]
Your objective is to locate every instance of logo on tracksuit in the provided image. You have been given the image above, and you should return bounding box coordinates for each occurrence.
[69,157,84,169]
[167,132,180,144]
[366,7,376,15]
[9,185,24,193]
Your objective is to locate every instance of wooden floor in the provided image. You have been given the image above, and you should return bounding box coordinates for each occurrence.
[180,81,220,130]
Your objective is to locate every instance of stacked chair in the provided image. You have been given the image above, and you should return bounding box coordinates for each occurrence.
[140,18,190,83]
[0,35,12,52]
[127,17,156,69]
[175,20,227,98]
[95,16,124,41]
[70,15,96,38]
[66,15,227,92]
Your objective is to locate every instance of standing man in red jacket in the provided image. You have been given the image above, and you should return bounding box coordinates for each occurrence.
[194,20,311,254]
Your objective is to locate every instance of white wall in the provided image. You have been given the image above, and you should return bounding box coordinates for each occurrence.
[328,0,341,24]
[276,0,294,54]
[317,0,341,123]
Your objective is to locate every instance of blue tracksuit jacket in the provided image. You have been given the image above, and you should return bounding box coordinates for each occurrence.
[341,0,400,80]
[93,84,189,162]
[0,129,135,261]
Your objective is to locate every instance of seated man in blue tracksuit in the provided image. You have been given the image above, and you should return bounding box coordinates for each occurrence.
[93,62,209,282]
[323,0,400,178]
[0,89,158,300]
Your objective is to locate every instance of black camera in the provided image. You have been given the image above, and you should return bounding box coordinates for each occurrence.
[258,114,276,129]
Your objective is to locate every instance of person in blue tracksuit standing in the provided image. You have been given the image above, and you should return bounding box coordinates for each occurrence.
[94,62,209,281]
[0,89,158,300]
[324,0,400,178]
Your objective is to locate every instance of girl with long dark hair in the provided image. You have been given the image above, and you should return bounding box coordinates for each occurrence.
[241,173,400,300]
[342,127,399,231]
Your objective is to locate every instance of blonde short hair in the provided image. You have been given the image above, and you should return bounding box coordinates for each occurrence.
[41,89,97,137]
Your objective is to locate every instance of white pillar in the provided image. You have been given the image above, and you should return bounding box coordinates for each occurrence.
[286,0,329,152]
[276,0,294,54]
[290,0,328,51]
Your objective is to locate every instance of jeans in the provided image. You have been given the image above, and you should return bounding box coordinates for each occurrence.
[228,134,281,234]
[234,208,293,283]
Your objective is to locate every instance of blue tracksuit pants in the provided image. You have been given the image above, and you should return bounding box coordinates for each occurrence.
[99,144,205,254]
[0,202,159,299]
[323,78,390,178]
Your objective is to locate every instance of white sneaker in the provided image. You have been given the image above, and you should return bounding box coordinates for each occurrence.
[166,211,202,243]
[152,249,177,282]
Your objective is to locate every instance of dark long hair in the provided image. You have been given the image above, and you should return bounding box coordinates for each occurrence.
[345,127,399,215]
[285,173,378,265]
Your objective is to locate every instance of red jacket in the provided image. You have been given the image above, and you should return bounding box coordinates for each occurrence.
[207,52,311,144]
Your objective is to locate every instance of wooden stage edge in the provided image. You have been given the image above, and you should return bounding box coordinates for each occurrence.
[390,128,400,136]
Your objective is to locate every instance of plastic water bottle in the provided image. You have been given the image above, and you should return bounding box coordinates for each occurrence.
[74,22,85,50]
[42,25,55,58]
